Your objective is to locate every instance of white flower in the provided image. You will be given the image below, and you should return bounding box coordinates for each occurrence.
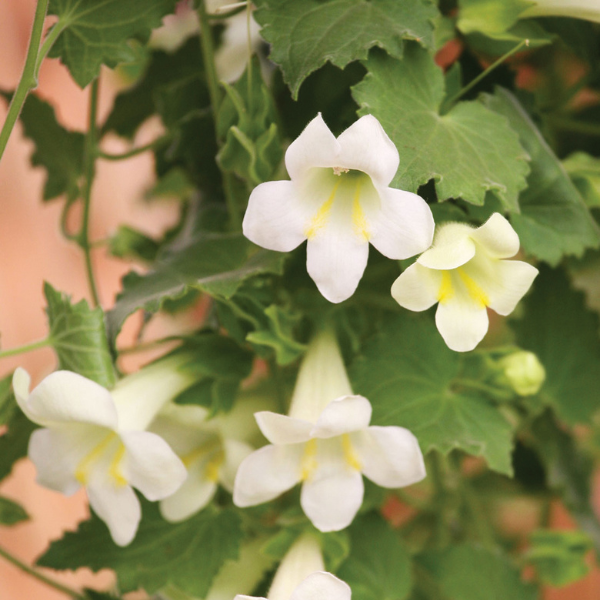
[522,0,600,23]
[12,357,196,546]
[233,329,426,532]
[391,213,539,353]
[236,534,351,600]
[242,114,434,303]
[149,403,254,522]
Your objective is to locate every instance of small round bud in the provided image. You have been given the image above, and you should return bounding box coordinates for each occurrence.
[500,351,546,396]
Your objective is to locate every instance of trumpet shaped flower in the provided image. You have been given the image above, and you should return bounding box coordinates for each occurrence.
[391,213,538,352]
[236,534,351,600]
[243,114,434,303]
[149,403,254,522]
[233,329,426,532]
[13,357,196,546]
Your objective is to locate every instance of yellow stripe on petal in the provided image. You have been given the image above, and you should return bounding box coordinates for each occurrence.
[205,450,225,483]
[109,444,127,487]
[457,268,489,307]
[342,434,361,471]
[75,431,118,485]
[300,438,318,480]
[438,271,454,304]
[305,180,341,239]
[352,180,370,241]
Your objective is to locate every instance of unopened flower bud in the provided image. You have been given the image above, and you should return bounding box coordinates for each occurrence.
[500,351,546,396]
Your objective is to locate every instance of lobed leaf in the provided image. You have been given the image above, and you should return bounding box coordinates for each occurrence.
[352,45,530,210]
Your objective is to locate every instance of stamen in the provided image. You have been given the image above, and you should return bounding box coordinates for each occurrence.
[342,434,361,471]
[300,439,318,480]
[305,179,342,239]
[332,166,349,176]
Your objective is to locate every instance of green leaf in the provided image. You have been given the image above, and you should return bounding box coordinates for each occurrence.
[338,513,412,600]
[172,333,254,414]
[457,0,533,37]
[246,305,307,365]
[0,411,36,482]
[38,503,243,597]
[107,233,285,342]
[109,226,160,263]
[562,152,600,208]
[48,0,178,88]
[17,93,84,201]
[0,373,16,426]
[45,283,116,388]
[255,0,438,98]
[530,411,600,554]
[352,45,530,210]
[482,89,600,265]
[0,496,29,526]
[419,544,537,600]
[217,58,283,184]
[525,529,592,587]
[512,266,600,424]
[350,313,515,475]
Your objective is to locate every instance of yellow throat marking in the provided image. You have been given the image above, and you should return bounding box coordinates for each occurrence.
[75,432,127,487]
[305,180,341,240]
[300,439,318,480]
[437,268,489,308]
[342,434,362,471]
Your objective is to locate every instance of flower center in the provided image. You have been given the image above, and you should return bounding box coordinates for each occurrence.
[75,431,127,487]
[304,169,376,242]
[437,267,489,308]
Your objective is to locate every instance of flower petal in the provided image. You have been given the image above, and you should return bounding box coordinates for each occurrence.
[335,115,399,187]
[486,260,538,316]
[310,396,372,439]
[219,438,254,491]
[243,181,311,252]
[121,430,187,501]
[301,463,363,532]
[28,427,86,496]
[20,370,118,429]
[290,572,352,600]
[306,226,369,303]
[435,302,489,352]
[159,459,218,522]
[254,412,313,445]
[352,426,426,488]
[233,444,303,507]
[470,213,520,259]
[87,481,141,546]
[367,187,434,259]
[285,114,341,180]
[391,263,442,312]
[417,229,476,270]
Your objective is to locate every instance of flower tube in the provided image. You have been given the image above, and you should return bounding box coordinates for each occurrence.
[236,534,351,600]
[522,0,600,23]
[391,213,538,352]
[242,114,434,303]
[12,355,197,546]
[233,328,426,532]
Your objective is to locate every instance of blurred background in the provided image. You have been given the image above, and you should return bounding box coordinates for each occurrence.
[1,1,600,598]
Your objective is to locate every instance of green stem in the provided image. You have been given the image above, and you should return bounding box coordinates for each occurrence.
[80,78,101,307]
[33,19,69,81]
[0,338,50,360]
[0,545,86,600]
[96,135,171,161]
[461,478,497,548]
[453,378,513,401]
[442,39,530,112]
[0,0,50,161]
[197,0,242,231]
